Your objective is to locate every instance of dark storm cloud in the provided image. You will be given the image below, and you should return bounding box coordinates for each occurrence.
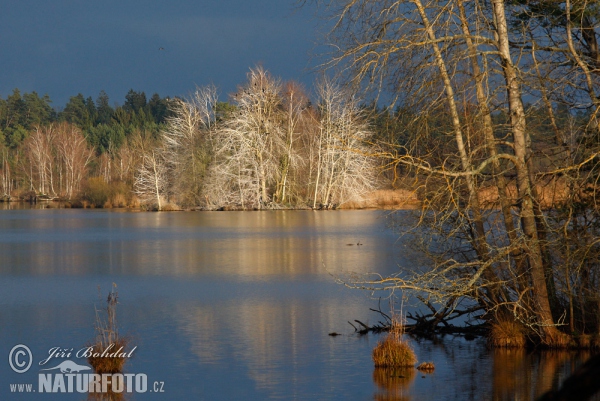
[0,0,320,107]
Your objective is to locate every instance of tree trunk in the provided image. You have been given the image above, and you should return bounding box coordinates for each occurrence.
[491,0,561,342]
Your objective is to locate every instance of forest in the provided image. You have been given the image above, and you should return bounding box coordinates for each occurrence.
[0,71,392,210]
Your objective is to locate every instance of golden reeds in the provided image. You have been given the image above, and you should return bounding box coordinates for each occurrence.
[88,284,130,374]
[372,317,417,367]
[489,318,526,348]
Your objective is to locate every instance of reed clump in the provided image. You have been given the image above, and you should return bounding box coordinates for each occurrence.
[88,284,130,374]
[372,318,416,367]
[489,318,526,348]
[416,362,435,372]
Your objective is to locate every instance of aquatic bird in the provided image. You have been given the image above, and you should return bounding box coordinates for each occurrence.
[158,47,165,51]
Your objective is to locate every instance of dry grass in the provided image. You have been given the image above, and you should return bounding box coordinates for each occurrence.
[489,318,526,348]
[110,193,127,208]
[416,362,435,372]
[340,189,420,209]
[161,202,182,211]
[87,337,130,375]
[477,177,571,209]
[88,284,130,374]
[373,319,417,367]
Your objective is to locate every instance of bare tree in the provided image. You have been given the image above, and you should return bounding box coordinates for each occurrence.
[275,81,309,204]
[162,85,218,206]
[22,125,56,196]
[303,0,600,343]
[53,122,94,199]
[134,147,169,211]
[204,67,287,209]
[0,145,12,198]
[312,78,377,209]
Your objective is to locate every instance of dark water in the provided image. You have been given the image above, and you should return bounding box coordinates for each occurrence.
[0,208,594,400]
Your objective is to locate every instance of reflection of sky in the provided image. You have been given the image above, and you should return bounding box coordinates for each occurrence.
[1,210,589,400]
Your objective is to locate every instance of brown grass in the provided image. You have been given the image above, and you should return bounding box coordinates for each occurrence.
[110,193,127,208]
[87,337,130,374]
[478,177,571,209]
[416,362,435,372]
[373,319,417,367]
[340,189,420,210]
[88,284,130,374]
[160,202,182,211]
[489,318,526,348]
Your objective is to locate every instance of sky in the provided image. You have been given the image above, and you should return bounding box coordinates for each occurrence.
[0,0,324,108]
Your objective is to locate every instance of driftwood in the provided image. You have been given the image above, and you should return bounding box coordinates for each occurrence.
[348,298,487,337]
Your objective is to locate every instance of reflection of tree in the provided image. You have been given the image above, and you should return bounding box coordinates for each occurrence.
[87,389,125,401]
[491,348,590,400]
[492,348,530,401]
[372,367,414,401]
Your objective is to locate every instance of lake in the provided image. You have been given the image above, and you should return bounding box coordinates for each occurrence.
[0,208,594,400]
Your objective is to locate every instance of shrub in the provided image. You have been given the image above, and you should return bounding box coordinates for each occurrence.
[373,320,416,367]
[489,318,526,348]
[416,362,435,372]
[87,285,130,374]
[80,177,110,208]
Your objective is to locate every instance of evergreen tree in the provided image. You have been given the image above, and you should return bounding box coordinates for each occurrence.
[3,89,26,129]
[22,92,55,128]
[124,90,147,113]
[95,90,114,125]
[148,93,170,123]
[60,94,93,129]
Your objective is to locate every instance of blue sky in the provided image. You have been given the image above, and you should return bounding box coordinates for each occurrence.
[0,1,323,108]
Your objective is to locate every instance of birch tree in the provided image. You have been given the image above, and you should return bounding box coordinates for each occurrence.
[312,78,376,209]
[0,146,11,198]
[303,0,600,343]
[22,125,56,196]
[275,81,309,204]
[53,122,94,199]
[134,147,169,211]
[204,67,286,209]
[162,86,217,206]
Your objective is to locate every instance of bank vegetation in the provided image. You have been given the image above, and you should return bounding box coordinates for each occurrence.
[305,0,600,347]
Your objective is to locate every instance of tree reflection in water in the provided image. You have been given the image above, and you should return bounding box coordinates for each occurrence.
[373,367,416,401]
[493,348,593,401]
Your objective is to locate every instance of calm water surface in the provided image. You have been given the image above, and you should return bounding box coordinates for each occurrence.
[0,208,594,400]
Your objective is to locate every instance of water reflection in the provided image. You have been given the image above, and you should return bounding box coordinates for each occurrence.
[0,210,403,278]
[2,209,599,400]
[373,367,415,401]
[88,391,126,401]
[173,294,378,399]
[491,348,594,401]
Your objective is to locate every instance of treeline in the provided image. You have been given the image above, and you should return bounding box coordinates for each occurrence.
[0,73,395,208]
[0,89,171,151]
[0,88,174,206]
